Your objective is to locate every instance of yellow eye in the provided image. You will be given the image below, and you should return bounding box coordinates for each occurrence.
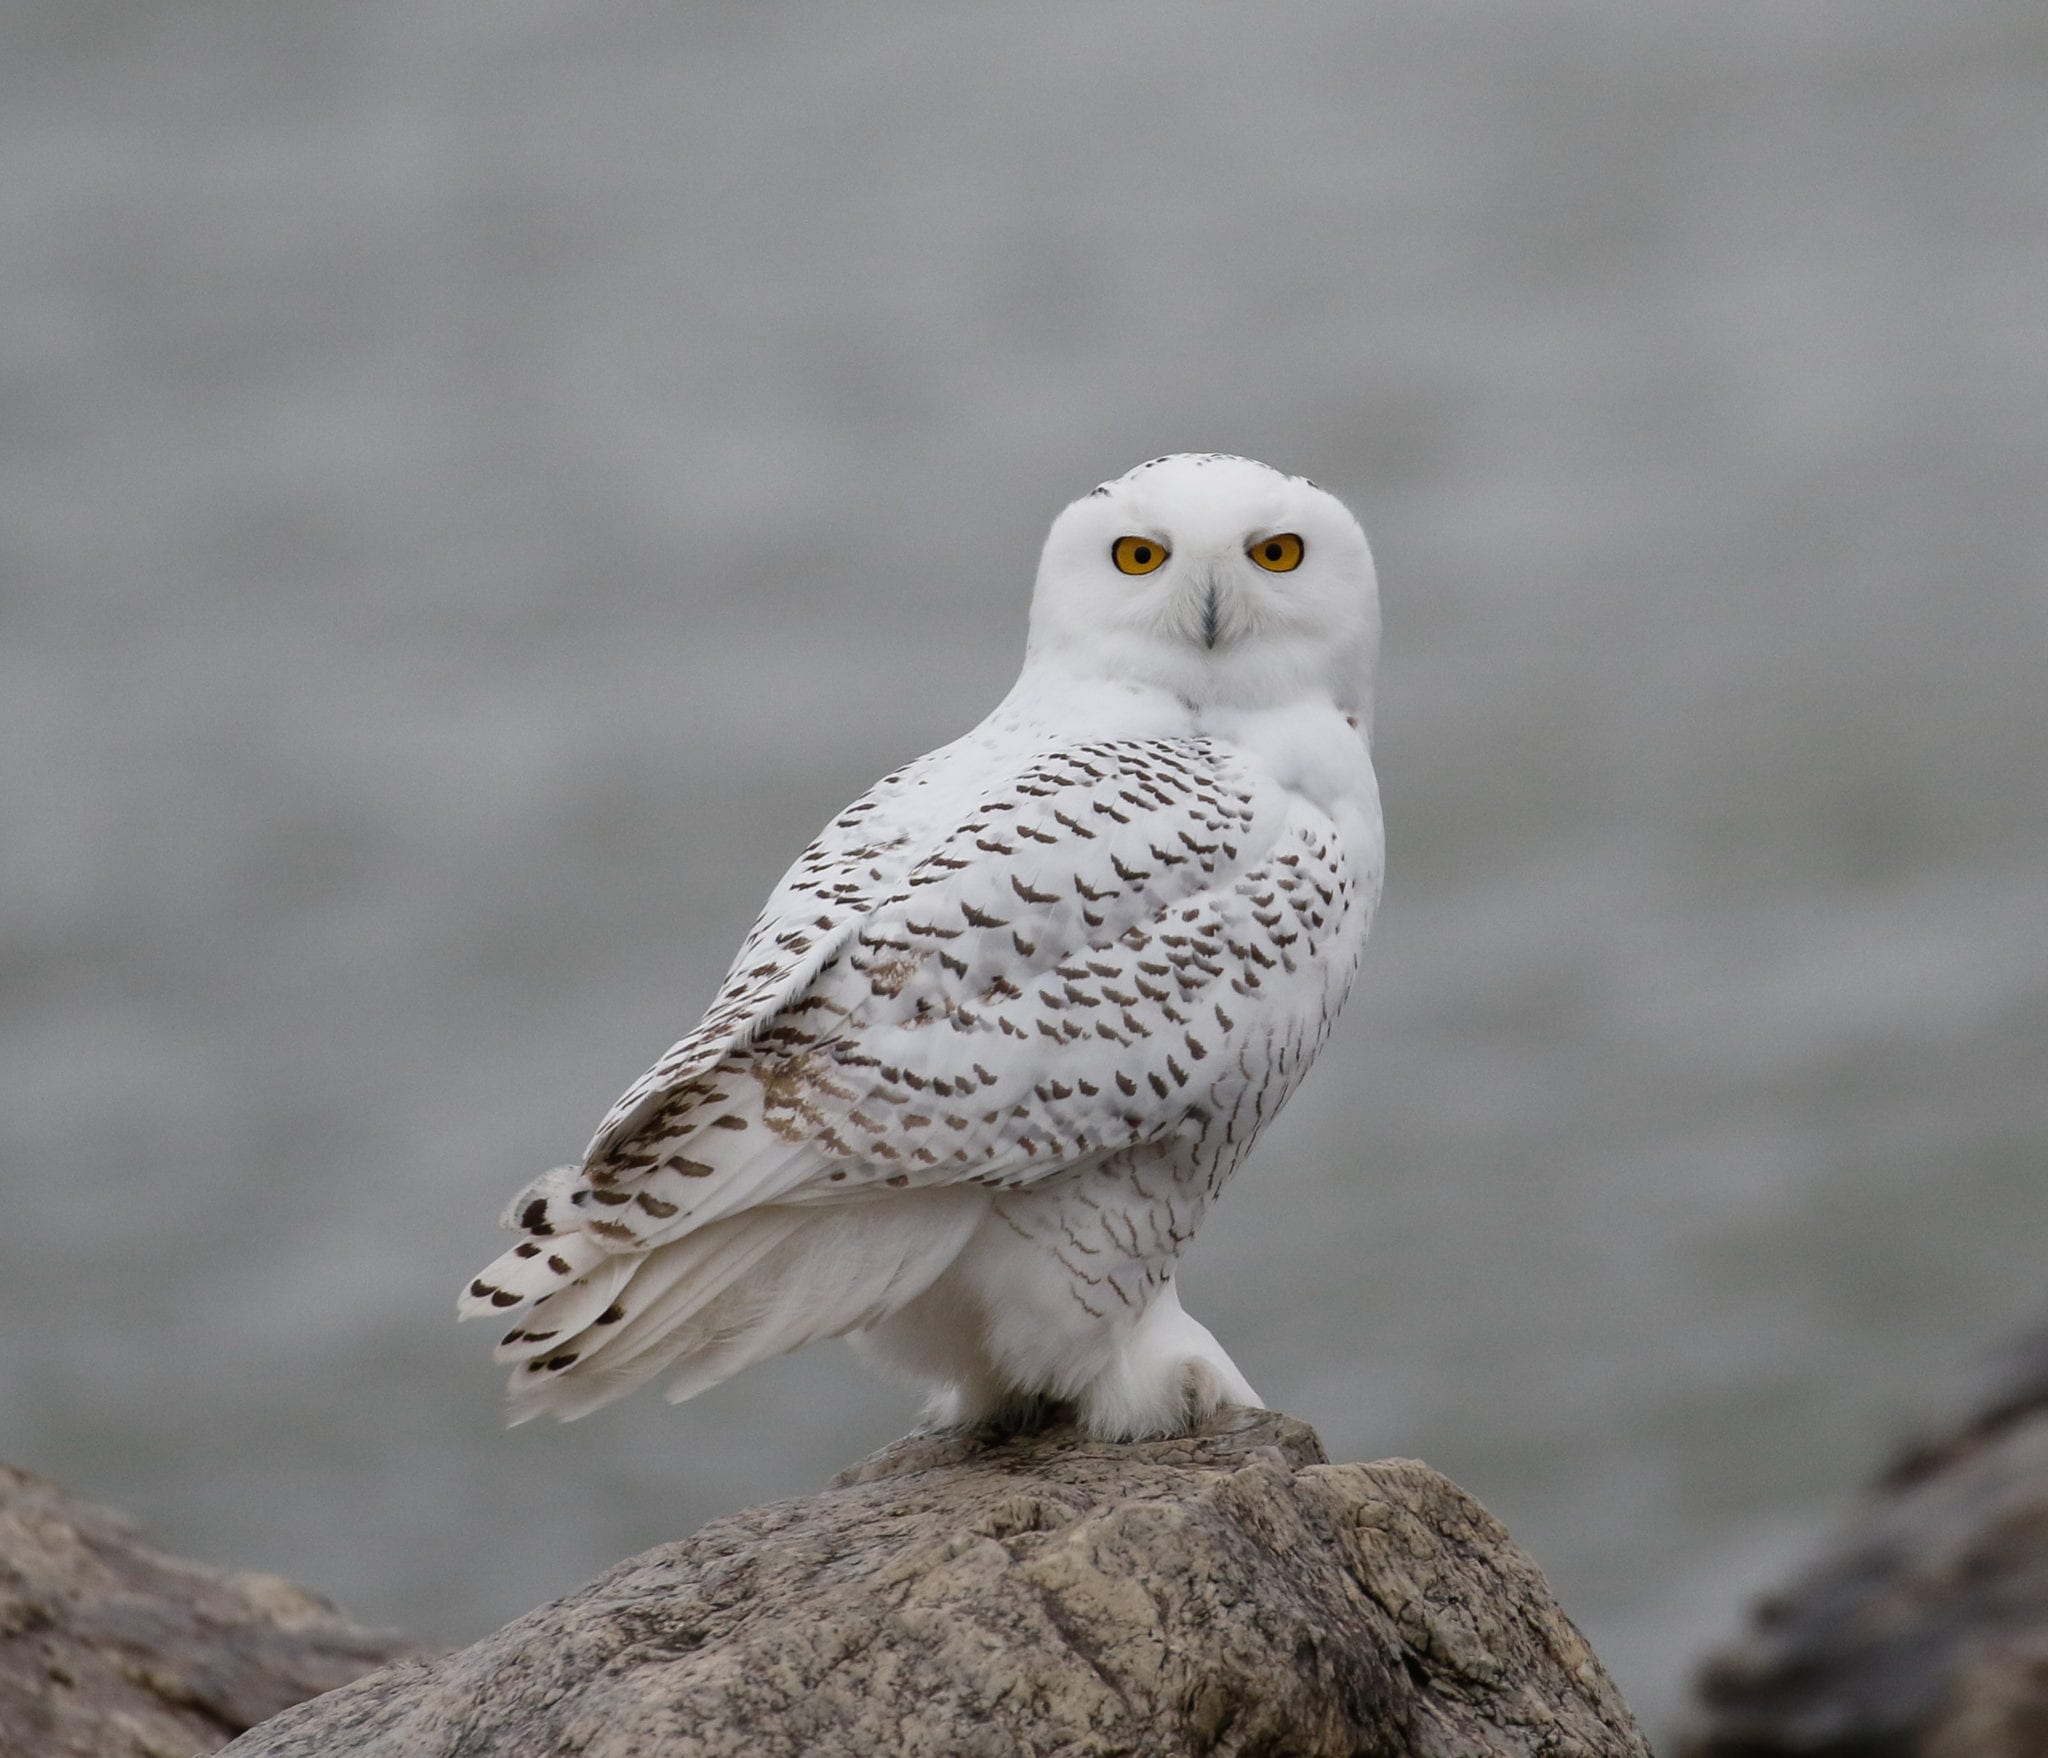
[1111,535,1170,575]
[1248,533,1305,572]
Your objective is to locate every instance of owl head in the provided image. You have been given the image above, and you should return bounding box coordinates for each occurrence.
[1024,454,1379,721]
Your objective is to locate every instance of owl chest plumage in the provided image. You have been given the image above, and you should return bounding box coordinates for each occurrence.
[973,773,1370,1314]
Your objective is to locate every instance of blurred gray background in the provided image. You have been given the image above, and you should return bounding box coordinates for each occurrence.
[3,0,2044,1737]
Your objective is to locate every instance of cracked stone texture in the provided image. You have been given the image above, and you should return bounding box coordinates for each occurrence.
[220,1408,1647,1758]
[1683,1313,2048,1758]
[0,1458,426,1758]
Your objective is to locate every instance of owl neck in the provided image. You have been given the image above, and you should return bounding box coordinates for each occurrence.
[988,660,1201,743]
[1005,631,1372,732]
[970,663,1375,830]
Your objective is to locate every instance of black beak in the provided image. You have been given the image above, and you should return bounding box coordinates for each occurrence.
[1200,583,1221,650]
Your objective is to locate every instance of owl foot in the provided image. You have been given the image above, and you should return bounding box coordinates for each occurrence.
[1075,1284,1263,1441]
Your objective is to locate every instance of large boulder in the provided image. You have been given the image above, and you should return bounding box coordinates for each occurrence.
[223,1408,1647,1757]
[0,1458,424,1758]
[1684,1315,2048,1758]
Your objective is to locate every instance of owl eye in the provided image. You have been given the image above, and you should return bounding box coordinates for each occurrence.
[1111,535,1170,575]
[1248,533,1305,572]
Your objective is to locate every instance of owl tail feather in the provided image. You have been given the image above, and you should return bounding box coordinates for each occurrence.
[502,1189,989,1425]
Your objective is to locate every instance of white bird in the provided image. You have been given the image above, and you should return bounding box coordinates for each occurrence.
[461,454,1384,1438]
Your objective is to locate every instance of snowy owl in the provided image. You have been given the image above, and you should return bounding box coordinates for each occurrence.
[461,453,1384,1439]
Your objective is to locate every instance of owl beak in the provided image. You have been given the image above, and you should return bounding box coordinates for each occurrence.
[1170,559,1239,652]
[1182,558,1229,650]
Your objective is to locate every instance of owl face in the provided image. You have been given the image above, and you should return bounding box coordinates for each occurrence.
[1025,454,1379,716]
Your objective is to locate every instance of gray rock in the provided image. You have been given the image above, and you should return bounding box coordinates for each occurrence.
[223,1408,1647,1757]
[0,1458,425,1758]
[1683,1314,2048,1758]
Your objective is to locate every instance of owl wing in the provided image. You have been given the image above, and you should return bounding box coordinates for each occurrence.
[571,744,958,1164]
[462,736,1367,1319]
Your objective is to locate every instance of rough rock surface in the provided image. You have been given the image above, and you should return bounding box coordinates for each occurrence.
[224,1408,1646,1758]
[0,1458,424,1758]
[1684,1314,2048,1758]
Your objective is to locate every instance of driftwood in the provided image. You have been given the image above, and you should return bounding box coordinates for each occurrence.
[1684,1314,2048,1758]
[0,1458,422,1758]
[220,1408,1646,1757]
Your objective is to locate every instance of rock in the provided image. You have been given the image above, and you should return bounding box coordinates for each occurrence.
[222,1408,1647,1758]
[0,1458,426,1758]
[1683,1314,2048,1758]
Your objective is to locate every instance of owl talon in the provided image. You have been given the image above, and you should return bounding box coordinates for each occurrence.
[1074,1283,1262,1441]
